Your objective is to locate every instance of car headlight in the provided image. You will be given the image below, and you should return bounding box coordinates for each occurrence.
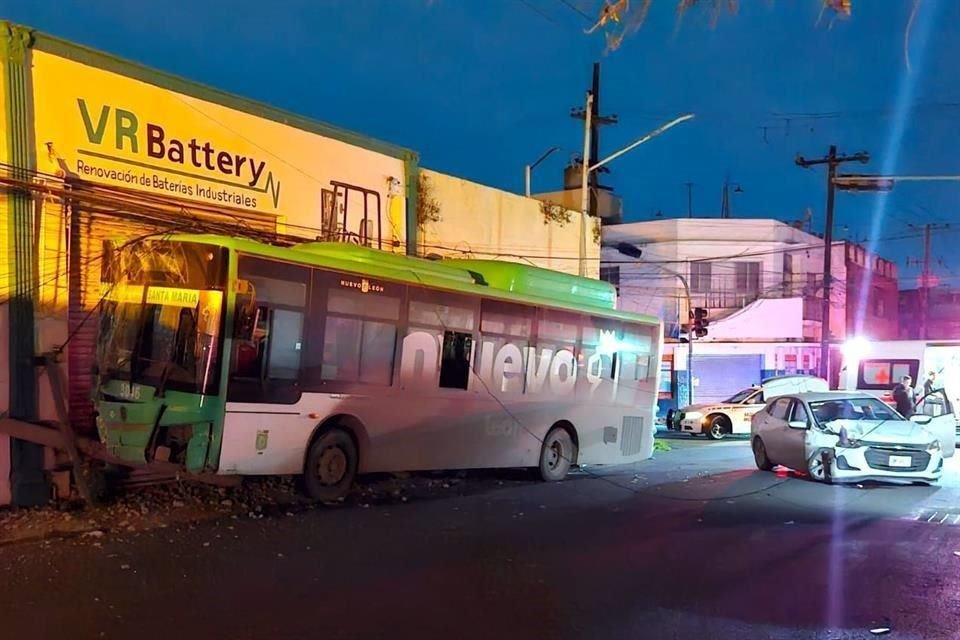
[685,412,702,421]
[927,440,942,453]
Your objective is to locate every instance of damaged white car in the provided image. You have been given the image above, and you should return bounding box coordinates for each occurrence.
[751,390,956,484]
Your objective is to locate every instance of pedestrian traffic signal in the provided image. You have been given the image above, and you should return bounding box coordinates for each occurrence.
[691,307,708,338]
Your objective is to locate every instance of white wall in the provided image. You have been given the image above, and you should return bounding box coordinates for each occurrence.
[701,298,805,341]
[666,341,822,373]
[603,219,849,341]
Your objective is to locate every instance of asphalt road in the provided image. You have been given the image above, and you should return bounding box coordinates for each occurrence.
[1,437,959,640]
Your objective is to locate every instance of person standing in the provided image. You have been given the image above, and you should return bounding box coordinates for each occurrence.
[923,371,938,397]
[893,375,915,417]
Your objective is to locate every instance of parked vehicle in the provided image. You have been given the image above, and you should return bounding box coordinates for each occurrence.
[750,390,955,485]
[666,375,827,440]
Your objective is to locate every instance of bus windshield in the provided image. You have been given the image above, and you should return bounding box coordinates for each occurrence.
[98,241,229,395]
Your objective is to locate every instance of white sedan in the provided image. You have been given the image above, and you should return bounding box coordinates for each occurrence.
[750,391,956,485]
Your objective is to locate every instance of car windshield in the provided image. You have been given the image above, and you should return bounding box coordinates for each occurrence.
[810,397,901,425]
[724,388,756,403]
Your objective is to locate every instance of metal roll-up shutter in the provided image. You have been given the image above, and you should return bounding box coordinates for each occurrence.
[65,181,281,434]
[690,354,763,404]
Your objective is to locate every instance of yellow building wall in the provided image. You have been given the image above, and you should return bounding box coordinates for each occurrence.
[29,49,408,254]
[419,169,601,279]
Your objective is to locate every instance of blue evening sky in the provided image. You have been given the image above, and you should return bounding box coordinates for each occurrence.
[3,0,959,286]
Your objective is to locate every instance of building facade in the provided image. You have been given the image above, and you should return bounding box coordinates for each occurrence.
[899,287,960,340]
[599,218,899,411]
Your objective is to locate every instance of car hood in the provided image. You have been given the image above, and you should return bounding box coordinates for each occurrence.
[825,419,935,446]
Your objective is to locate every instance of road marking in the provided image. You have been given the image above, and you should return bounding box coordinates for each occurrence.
[908,509,960,526]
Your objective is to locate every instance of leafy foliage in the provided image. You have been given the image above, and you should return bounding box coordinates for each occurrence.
[540,200,573,226]
[416,173,442,228]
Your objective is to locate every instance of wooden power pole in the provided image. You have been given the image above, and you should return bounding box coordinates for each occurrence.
[795,146,870,380]
[907,223,950,339]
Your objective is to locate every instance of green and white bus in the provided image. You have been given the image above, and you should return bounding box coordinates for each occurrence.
[94,235,663,500]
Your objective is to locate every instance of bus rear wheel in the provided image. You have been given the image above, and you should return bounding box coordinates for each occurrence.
[304,429,358,502]
[539,427,577,482]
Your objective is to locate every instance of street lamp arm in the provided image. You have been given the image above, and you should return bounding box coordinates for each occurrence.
[530,146,561,171]
[589,113,695,172]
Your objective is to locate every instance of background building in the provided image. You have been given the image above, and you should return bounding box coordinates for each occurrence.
[600,218,899,410]
[899,287,960,340]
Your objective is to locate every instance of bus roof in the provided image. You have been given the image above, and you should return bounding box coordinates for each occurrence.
[161,234,661,325]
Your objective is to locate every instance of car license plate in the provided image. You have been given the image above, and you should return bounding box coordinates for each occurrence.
[889,455,913,468]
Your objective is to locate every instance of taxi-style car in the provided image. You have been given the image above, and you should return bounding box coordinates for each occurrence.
[666,375,828,440]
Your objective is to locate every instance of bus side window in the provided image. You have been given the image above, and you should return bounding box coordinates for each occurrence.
[439,331,472,390]
[481,301,533,395]
[266,308,304,380]
[405,290,478,389]
[228,257,309,403]
[318,283,401,386]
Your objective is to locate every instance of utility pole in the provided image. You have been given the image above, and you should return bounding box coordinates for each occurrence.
[907,223,949,339]
[577,91,593,277]
[570,63,618,218]
[684,182,694,218]
[795,146,870,381]
[720,180,742,218]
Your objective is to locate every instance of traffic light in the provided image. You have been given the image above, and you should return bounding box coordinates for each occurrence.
[691,307,708,338]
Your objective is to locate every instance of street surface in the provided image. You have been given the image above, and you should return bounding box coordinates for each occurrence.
[1,435,958,640]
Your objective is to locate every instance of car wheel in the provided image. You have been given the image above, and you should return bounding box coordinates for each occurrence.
[539,427,577,482]
[752,437,773,471]
[705,415,730,440]
[807,449,833,484]
[303,429,358,501]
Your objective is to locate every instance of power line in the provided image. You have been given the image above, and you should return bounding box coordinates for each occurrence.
[555,0,593,22]
[515,0,564,26]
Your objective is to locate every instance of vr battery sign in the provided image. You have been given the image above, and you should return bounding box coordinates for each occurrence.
[75,98,281,209]
[145,124,267,188]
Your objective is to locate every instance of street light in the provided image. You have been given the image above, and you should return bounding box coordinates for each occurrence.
[607,241,698,404]
[524,146,561,197]
[577,95,695,276]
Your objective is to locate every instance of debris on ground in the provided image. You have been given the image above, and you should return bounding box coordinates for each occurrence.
[0,469,529,545]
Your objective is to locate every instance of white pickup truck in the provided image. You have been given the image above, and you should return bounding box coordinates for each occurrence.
[665,375,829,440]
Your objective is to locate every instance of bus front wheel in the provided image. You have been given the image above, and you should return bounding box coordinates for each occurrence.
[539,427,577,482]
[304,428,358,502]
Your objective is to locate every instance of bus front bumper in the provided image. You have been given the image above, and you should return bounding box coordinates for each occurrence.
[96,418,154,464]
